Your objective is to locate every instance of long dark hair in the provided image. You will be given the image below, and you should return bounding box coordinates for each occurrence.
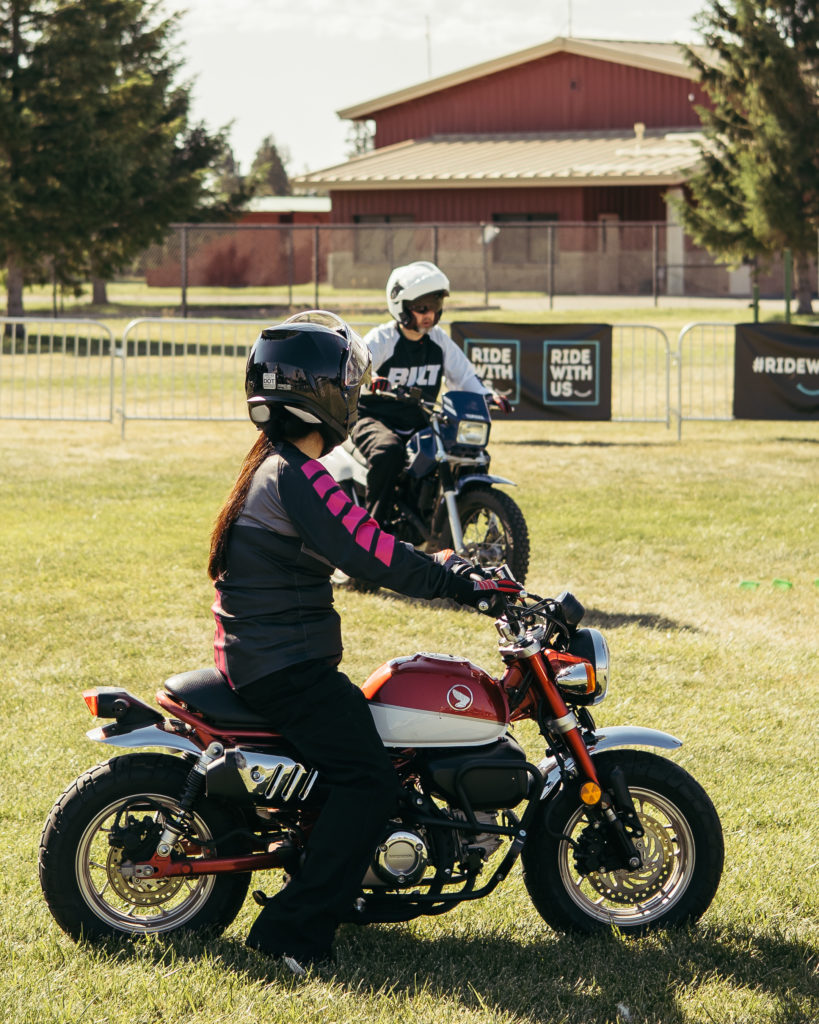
[208,411,318,580]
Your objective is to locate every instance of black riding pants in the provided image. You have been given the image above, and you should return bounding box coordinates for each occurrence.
[239,658,400,961]
[350,416,407,525]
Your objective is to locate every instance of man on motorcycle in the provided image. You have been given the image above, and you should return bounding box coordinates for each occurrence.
[351,260,512,526]
[208,311,522,974]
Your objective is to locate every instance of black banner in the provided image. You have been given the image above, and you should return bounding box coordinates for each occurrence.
[450,322,612,420]
[734,323,819,419]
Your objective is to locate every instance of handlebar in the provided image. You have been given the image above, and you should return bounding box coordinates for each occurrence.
[370,383,436,413]
[480,565,584,650]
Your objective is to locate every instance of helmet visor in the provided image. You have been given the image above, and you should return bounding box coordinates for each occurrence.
[283,309,370,387]
[342,326,370,387]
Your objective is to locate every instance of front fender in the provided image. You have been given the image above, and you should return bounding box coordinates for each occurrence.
[87,723,201,756]
[537,726,682,799]
[456,474,517,491]
[587,725,682,754]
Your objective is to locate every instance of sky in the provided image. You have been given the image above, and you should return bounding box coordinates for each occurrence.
[178,0,708,178]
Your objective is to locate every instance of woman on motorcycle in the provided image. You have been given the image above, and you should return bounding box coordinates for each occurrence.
[351,261,511,526]
[208,311,521,973]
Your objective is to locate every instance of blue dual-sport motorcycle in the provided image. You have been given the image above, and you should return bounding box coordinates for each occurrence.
[321,389,531,584]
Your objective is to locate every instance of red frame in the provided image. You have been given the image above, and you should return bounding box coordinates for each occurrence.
[125,648,601,879]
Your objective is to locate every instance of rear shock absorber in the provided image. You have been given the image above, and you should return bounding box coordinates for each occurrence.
[155,742,224,857]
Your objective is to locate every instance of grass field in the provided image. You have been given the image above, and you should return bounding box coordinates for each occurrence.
[1,412,817,1024]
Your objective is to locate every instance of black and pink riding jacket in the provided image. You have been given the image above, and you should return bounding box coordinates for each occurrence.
[212,441,470,688]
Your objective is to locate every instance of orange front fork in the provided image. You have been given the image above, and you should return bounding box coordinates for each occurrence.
[528,652,602,787]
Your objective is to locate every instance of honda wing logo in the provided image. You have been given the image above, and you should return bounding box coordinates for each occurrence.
[447,685,474,711]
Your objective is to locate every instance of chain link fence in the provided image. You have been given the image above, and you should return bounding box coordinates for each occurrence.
[130,221,802,314]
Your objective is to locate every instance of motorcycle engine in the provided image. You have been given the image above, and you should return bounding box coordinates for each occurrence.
[363,828,429,888]
[453,810,503,862]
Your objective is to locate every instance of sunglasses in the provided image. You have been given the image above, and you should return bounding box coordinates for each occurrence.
[408,300,443,315]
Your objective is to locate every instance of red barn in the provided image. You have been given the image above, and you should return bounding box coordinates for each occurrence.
[295,37,740,295]
[299,36,707,223]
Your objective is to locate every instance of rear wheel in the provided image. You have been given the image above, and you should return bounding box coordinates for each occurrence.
[452,488,530,584]
[39,753,250,940]
[522,750,724,934]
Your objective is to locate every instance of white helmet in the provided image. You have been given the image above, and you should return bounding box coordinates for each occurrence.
[386,260,450,327]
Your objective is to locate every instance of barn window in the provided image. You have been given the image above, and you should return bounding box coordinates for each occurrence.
[491,213,558,264]
[352,214,415,264]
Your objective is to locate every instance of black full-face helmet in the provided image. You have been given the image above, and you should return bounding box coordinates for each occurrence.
[245,311,370,453]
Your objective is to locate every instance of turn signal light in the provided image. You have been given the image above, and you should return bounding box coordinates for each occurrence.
[82,690,99,717]
[580,781,602,805]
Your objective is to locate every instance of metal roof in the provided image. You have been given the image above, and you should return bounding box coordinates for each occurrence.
[295,129,704,191]
[338,37,710,120]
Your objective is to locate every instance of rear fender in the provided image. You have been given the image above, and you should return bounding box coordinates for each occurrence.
[87,723,201,756]
[537,726,682,799]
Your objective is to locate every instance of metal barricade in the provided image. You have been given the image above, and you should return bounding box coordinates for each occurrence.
[611,324,671,426]
[120,318,269,437]
[0,318,115,422]
[119,318,673,434]
[674,322,735,438]
[1,315,673,434]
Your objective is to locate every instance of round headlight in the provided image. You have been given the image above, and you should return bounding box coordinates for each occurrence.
[566,627,609,705]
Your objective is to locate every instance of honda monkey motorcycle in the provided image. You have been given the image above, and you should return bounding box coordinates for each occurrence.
[39,573,724,943]
[321,389,530,583]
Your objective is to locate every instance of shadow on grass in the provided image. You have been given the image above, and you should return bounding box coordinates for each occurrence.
[352,590,698,635]
[501,437,672,448]
[584,607,698,633]
[328,924,818,1023]
[97,920,817,1023]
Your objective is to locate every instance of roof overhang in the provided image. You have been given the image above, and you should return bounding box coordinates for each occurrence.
[294,130,703,192]
[310,176,690,191]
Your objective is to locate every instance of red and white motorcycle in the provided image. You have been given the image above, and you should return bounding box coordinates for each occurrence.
[40,576,723,940]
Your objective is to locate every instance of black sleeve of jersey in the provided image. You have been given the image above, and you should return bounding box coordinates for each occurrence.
[277,452,473,602]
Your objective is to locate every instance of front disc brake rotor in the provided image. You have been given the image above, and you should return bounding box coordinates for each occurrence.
[585,809,675,905]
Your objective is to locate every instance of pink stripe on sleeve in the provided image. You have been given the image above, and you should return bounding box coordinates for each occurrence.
[300,459,325,480]
[374,531,395,565]
[342,504,368,533]
[312,472,336,498]
[355,519,377,552]
[326,490,349,516]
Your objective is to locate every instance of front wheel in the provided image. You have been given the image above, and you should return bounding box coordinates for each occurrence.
[522,750,724,935]
[39,753,250,941]
[451,488,530,584]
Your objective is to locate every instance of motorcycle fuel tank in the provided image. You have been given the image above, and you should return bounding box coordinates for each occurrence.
[361,653,509,747]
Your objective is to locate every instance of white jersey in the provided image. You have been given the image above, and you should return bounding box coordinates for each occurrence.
[363,321,491,398]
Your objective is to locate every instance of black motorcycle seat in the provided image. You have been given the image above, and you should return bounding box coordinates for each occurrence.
[163,668,270,727]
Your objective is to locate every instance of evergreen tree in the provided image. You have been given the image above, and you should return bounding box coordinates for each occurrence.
[248,134,291,196]
[209,144,245,204]
[345,119,374,159]
[679,1,819,313]
[0,0,241,315]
